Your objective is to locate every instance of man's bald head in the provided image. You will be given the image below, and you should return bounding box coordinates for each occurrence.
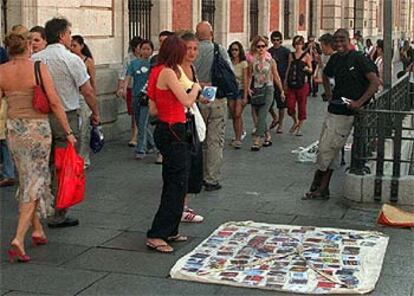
[196,21,213,41]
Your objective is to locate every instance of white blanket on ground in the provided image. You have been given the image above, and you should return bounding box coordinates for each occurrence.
[170,221,388,295]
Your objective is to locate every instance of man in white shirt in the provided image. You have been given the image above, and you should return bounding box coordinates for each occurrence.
[33,17,100,228]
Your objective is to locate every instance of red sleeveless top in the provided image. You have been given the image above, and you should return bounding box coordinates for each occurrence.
[147,65,186,124]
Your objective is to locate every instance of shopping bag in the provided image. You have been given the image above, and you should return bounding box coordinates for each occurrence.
[55,143,85,209]
[377,204,414,227]
[291,141,319,163]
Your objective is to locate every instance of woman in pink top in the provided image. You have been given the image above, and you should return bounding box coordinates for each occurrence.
[146,35,201,253]
[0,26,75,262]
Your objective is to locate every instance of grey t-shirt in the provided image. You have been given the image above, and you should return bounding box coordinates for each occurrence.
[194,40,233,83]
[32,44,89,111]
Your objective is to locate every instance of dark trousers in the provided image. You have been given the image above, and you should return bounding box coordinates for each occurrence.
[147,123,191,240]
[188,142,203,194]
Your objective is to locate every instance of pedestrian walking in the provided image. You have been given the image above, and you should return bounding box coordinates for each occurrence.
[0,43,16,187]
[304,28,380,200]
[71,35,96,169]
[304,35,322,97]
[29,26,47,54]
[268,31,290,134]
[284,35,312,136]
[194,21,232,191]
[227,41,248,149]
[146,35,202,253]
[0,25,76,262]
[33,17,100,228]
[244,36,285,151]
[117,36,142,147]
[123,39,155,160]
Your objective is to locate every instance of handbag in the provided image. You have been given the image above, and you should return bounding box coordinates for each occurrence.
[55,143,85,209]
[250,86,267,106]
[33,61,51,114]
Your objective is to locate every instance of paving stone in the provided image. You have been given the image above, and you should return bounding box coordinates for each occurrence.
[63,248,179,277]
[1,243,89,266]
[78,273,220,296]
[369,275,414,296]
[2,291,50,296]
[44,226,122,247]
[216,285,304,296]
[1,264,107,295]
[69,209,138,231]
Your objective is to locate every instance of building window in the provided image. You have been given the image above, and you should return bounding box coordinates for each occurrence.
[128,0,153,40]
[201,0,215,28]
[283,0,290,39]
[250,0,259,41]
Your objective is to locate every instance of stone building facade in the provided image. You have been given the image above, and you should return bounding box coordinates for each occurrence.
[0,0,413,137]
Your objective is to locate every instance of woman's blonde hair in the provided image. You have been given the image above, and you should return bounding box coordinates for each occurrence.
[4,25,30,56]
[250,35,269,54]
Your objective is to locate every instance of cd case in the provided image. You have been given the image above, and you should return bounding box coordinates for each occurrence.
[201,86,217,101]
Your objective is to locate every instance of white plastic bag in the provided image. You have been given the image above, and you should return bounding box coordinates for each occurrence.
[190,103,206,142]
[291,141,319,163]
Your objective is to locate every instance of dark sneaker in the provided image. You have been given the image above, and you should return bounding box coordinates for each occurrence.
[48,217,79,228]
[204,183,222,191]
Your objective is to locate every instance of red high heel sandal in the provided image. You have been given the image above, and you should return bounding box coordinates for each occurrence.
[8,245,30,263]
[32,236,48,247]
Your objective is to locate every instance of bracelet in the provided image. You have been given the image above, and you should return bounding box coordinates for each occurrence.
[65,130,74,136]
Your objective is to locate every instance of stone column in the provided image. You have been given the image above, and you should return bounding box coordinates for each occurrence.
[320,0,342,35]
[258,0,269,37]
[214,0,229,45]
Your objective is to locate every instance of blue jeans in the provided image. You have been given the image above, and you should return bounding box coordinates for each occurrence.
[133,97,154,155]
[1,139,15,179]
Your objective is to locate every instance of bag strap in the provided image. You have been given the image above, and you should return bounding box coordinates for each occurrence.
[213,43,220,58]
[292,52,307,61]
[34,60,45,91]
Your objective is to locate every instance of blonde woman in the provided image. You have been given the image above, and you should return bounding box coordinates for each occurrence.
[0,26,75,262]
[244,36,285,151]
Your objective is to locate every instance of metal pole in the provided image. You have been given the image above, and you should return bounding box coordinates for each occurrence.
[383,0,392,90]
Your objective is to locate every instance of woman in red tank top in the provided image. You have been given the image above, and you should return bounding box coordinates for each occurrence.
[146,35,201,253]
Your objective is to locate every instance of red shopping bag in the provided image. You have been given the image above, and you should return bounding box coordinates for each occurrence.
[55,143,85,209]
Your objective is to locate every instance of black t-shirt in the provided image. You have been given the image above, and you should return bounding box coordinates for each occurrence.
[324,51,377,115]
[268,46,290,81]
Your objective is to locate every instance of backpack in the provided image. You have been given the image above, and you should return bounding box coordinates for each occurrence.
[211,43,239,99]
[287,52,307,89]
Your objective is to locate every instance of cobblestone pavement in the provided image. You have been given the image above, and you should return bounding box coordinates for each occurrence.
[1,89,413,296]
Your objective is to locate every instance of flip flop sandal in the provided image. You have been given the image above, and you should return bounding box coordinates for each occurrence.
[251,144,261,151]
[276,128,283,134]
[167,235,188,242]
[289,124,298,133]
[263,140,273,147]
[146,242,174,253]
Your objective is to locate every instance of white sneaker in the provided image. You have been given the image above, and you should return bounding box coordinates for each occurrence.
[241,130,247,141]
[181,209,204,223]
[155,153,163,164]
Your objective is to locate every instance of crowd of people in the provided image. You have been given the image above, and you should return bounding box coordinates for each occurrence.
[1,16,413,258]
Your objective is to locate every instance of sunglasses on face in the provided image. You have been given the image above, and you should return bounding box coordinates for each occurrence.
[272,38,281,42]
[256,44,266,49]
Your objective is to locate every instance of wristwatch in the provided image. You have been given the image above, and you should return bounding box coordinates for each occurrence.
[65,130,74,136]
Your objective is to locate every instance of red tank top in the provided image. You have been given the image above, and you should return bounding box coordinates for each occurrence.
[147,65,186,124]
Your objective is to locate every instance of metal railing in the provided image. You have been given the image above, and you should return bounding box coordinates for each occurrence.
[128,0,153,40]
[349,73,414,202]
